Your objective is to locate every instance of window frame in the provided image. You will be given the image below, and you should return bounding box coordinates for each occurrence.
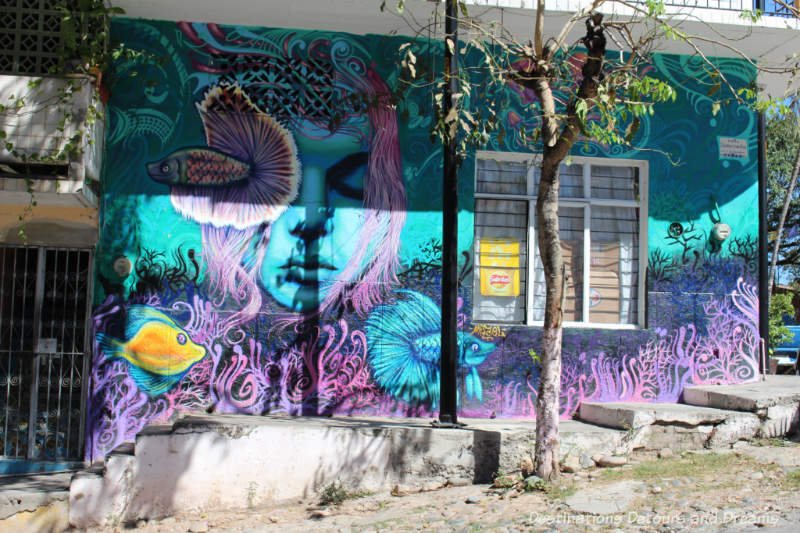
[473,151,649,330]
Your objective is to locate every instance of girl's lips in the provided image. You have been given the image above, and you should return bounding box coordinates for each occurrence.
[281,256,336,271]
[280,256,337,285]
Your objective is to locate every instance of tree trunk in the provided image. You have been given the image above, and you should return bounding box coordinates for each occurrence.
[534,150,565,480]
[519,13,607,480]
[769,143,800,296]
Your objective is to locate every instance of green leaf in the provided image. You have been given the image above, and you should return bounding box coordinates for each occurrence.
[575,99,588,122]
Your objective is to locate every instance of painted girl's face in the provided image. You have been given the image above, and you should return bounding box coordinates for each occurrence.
[259,117,369,312]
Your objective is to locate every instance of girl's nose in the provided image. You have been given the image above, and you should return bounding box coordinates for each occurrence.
[289,207,334,240]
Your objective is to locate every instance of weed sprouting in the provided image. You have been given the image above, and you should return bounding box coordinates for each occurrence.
[319,480,371,505]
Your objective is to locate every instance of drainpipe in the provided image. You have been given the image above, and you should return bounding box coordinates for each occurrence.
[438,0,460,427]
[758,112,769,374]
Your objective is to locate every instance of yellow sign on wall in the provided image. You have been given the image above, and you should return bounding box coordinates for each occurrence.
[478,238,520,297]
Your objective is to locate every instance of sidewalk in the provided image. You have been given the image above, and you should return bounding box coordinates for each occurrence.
[0,472,71,533]
[84,438,800,533]
[1,375,798,531]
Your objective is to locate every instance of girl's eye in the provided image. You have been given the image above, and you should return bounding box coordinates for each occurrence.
[176,333,187,345]
[326,151,368,201]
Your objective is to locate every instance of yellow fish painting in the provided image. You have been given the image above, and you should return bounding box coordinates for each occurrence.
[97,306,206,396]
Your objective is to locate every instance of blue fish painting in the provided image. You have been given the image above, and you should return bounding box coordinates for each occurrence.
[97,306,207,397]
[365,291,495,406]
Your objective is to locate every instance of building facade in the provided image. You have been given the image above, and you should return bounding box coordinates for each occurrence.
[2,0,796,468]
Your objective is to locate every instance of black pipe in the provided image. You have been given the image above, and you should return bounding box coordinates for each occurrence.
[758,112,769,374]
[439,0,459,425]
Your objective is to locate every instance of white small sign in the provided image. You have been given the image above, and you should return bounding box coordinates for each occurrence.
[37,338,57,353]
[718,137,748,160]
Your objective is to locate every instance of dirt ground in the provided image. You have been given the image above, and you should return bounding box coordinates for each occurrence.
[85,438,800,533]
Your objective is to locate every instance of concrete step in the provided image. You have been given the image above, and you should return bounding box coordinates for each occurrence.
[109,441,135,456]
[69,414,625,528]
[683,375,800,438]
[578,402,761,451]
[683,375,800,412]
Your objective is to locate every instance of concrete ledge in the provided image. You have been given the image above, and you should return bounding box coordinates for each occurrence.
[69,414,625,527]
[683,376,800,413]
[73,414,503,526]
[579,402,737,430]
[0,500,68,533]
[578,402,763,450]
[0,473,71,521]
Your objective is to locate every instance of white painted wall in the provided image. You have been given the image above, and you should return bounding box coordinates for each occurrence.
[0,76,89,164]
[0,74,101,212]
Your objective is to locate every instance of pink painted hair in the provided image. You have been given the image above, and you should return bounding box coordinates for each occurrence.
[197,35,406,320]
[315,62,407,317]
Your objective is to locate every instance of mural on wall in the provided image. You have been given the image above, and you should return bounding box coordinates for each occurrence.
[89,18,759,460]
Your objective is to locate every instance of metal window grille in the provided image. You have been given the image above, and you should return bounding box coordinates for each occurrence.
[473,154,648,328]
[0,245,93,462]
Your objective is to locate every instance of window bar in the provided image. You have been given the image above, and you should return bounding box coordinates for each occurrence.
[71,249,80,354]
[582,165,592,323]
[21,248,31,458]
[53,249,69,457]
[78,251,95,460]
[28,247,45,459]
[46,249,58,458]
[9,248,20,457]
[583,204,591,323]
[527,198,536,325]
[65,250,82,459]
[526,160,537,325]
[1,248,8,457]
[527,159,536,196]
[60,250,68,355]
[583,163,591,199]
[55,352,64,458]
[43,350,53,458]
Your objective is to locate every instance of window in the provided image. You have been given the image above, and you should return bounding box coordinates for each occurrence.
[472,152,647,328]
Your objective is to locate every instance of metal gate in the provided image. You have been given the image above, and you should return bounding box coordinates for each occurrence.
[0,246,93,463]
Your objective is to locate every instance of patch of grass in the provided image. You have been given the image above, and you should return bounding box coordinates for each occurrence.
[492,468,520,489]
[785,469,800,489]
[318,481,371,505]
[599,453,754,483]
[543,482,576,501]
[522,476,547,492]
